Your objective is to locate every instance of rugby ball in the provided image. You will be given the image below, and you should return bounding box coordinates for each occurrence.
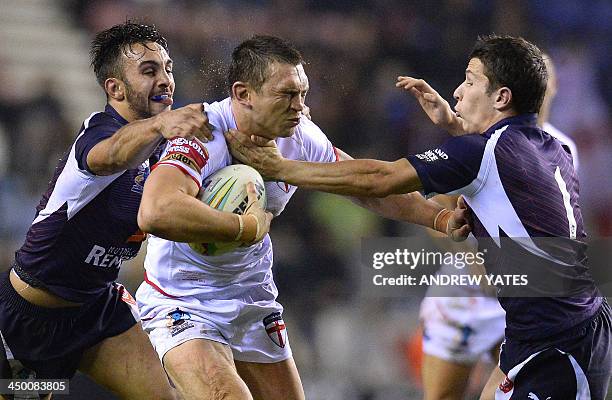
[189,164,266,256]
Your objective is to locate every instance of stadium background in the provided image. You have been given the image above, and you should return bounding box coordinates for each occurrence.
[0,0,610,398]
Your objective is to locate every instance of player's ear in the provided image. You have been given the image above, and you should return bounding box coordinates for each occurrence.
[105,78,125,101]
[232,82,251,108]
[494,86,512,111]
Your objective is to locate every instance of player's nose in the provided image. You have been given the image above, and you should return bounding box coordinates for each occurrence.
[453,85,462,101]
[291,95,304,112]
[158,69,172,88]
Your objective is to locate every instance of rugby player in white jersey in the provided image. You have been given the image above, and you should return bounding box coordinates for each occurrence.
[538,55,579,169]
[135,35,470,400]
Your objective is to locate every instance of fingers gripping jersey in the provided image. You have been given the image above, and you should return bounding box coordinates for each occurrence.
[143,98,336,299]
[14,105,162,302]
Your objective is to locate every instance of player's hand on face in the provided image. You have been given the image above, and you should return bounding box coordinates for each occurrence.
[302,105,312,120]
[243,182,272,244]
[447,195,472,241]
[224,129,284,179]
[396,76,467,136]
[156,103,214,142]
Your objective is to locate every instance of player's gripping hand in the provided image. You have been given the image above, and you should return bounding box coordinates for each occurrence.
[154,103,214,142]
[302,104,312,120]
[224,129,285,180]
[447,196,472,241]
[243,182,273,244]
[396,76,468,136]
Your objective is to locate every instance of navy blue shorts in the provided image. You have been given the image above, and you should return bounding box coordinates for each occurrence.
[498,300,611,400]
[0,271,138,379]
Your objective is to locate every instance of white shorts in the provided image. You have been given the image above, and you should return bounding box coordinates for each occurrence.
[136,282,292,364]
[420,296,506,364]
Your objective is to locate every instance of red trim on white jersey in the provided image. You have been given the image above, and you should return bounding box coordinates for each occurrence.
[333,146,340,162]
[144,271,180,298]
[153,162,202,189]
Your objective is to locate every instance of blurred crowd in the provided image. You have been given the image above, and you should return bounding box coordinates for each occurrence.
[1,0,611,398]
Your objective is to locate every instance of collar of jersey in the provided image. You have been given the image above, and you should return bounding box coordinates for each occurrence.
[105,104,129,126]
[483,113,537,137]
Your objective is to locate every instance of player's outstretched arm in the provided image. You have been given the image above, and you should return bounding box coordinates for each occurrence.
[87,103,213,175]
[337,148,470,239]
[353,190,470,240]
[396,76,467,136]
[137,165,270,244]
[225,130,469,240]
[226,129,418,196]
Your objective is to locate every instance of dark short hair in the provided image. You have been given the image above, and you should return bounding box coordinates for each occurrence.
[228,35,303,95]
[90,21,168,87]
[469,35,547,115]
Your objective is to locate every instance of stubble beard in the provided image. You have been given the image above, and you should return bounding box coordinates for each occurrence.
[124,79,153,120]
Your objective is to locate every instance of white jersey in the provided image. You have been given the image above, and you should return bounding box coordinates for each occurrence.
[143,98,337,299]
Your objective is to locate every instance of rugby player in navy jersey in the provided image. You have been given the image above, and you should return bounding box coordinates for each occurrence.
[418,54,583,400]
[226,35,611,399]
[0,21,218,399]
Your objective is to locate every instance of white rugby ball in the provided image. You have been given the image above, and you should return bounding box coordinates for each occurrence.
[189,164,266,256]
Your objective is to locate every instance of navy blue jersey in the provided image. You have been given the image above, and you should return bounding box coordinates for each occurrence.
[14,105,163,302]
[408,114,601,340]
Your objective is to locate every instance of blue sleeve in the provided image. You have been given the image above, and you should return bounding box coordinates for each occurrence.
[407,134,488,196]
[74,113,122,173]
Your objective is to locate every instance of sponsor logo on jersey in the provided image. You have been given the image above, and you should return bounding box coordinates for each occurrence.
[263,312,287,348]
[498,375,514,393]
[161,153,202,174]
[84,245,138,269]
[176,269,208,281]
[415,148,448,162]
[168,137,210,161]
